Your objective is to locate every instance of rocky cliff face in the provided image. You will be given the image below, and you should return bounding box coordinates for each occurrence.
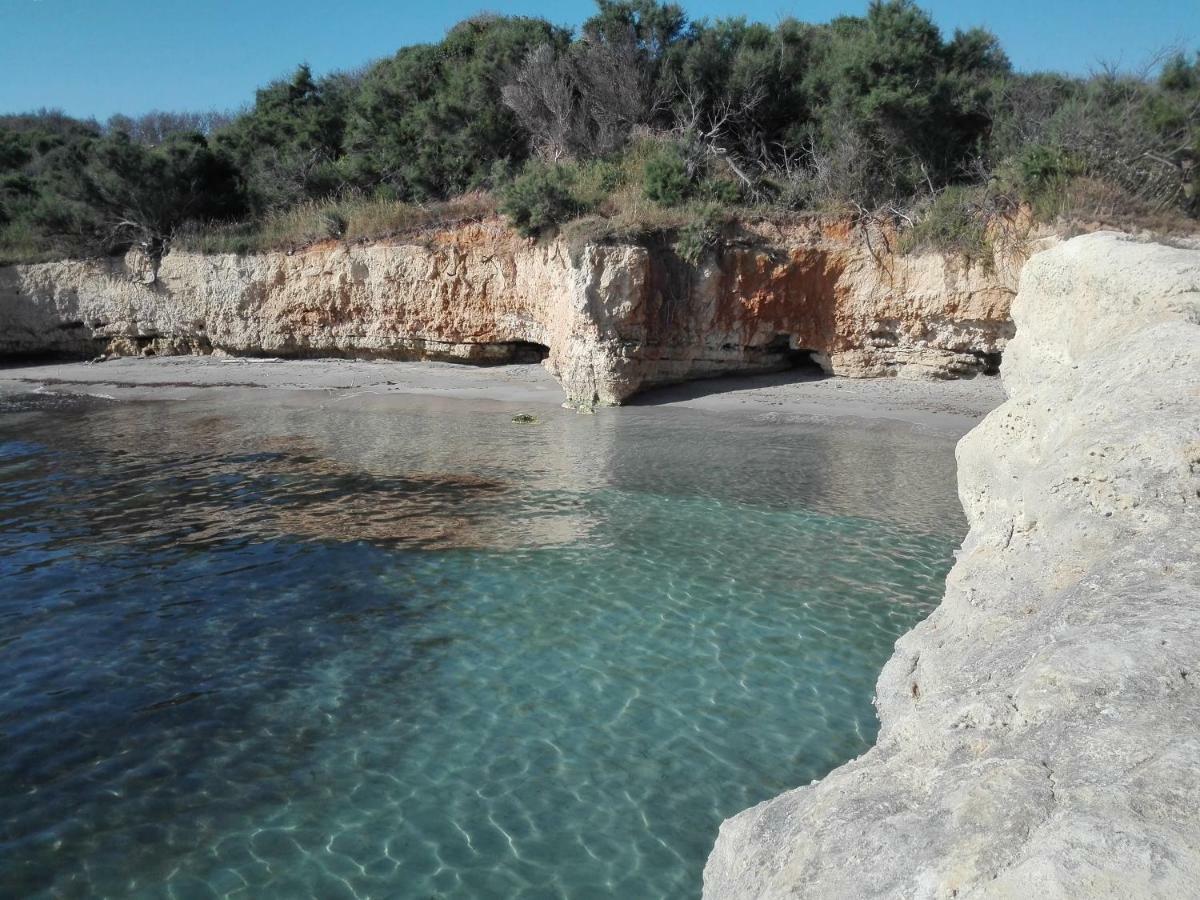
[704,233,1200,898]
[0,218,1020,406]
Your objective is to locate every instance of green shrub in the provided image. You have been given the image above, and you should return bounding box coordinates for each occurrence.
[696,176,742,205]
[642,145,692,206]
[673,202,728,264]
[1010,144,1083,195]
[598,161,626,194]
[995,144,1086,220]
[499,162,593,236]
[900,185,992,263]
[567,158,629,211]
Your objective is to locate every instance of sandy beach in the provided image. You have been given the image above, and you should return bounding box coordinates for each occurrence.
[0,356,1006,436]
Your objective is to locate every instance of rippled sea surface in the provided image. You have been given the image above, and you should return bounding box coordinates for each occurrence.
[0,387,965,899]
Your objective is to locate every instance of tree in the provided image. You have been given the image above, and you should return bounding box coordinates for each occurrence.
[32,131,245,256]
[105,110,235,145]
[504,1,697,162]
[798,1,1007,203]
[343,16,569,199]
[582,0,688,57]
[216,64,350,212]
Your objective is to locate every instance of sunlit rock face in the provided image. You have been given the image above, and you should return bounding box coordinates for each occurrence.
[703,232,1200,899]
[0,217,1023,406]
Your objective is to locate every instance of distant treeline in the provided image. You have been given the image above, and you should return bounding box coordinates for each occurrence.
[1,0,1197,263]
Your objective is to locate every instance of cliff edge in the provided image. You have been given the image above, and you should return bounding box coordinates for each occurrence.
[0,219,1018,407]
[704,232,1200,898]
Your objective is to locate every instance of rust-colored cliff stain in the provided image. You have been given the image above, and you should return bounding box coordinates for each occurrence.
[713,247,846,351]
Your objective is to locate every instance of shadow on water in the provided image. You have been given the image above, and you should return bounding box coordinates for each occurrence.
[0,407,507,895]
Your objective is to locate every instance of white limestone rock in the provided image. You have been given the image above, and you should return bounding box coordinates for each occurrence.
[703,232,1200,899]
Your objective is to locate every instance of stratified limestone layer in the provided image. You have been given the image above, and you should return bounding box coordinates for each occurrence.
[703,232,1200,898]
[0,218,1019,406]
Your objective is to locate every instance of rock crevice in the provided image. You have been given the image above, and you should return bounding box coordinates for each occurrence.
[703,232,1200,899]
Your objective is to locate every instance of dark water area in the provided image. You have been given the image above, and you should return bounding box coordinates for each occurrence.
[0,389,964,898]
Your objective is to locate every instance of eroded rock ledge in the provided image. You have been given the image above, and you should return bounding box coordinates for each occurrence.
[703,233,1200,898]
[0,218,1019,406]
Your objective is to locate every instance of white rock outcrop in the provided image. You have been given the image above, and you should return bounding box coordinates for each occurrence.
[0,218,1020,406]
[703,232,1200,898]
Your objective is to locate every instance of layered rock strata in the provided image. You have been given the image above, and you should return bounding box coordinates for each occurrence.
[0,218,1018,406]
[704,233,1200,898]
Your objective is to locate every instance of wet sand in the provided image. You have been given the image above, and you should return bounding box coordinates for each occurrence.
[0,356,1006,436]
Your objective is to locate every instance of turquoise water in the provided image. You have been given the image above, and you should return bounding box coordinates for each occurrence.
[0,388,964,899]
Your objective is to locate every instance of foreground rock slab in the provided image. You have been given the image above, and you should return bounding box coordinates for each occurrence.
[704,232,1200,899]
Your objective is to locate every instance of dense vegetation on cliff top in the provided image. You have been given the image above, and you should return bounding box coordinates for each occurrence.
[1,0,1197,265]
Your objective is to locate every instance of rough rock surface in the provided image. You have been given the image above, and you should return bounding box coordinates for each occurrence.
[0,218,1021,406]
[703,232,1200,898]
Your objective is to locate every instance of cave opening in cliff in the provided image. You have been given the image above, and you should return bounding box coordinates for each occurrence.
[974,351,1002,375]
[785,348,824,373]
[765,334,825,375]
[506,341,550,364]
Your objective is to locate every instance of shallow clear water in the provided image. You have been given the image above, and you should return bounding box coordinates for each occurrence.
[0,388,964,899]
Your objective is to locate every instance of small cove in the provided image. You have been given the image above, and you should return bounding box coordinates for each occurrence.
[0,388,966,898]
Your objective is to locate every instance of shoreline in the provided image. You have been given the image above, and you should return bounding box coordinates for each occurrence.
[0,356,1006,436]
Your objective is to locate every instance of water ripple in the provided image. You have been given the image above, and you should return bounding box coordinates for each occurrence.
[0,391,962,898]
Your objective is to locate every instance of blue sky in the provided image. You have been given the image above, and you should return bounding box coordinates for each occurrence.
[1,0,1197,120]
